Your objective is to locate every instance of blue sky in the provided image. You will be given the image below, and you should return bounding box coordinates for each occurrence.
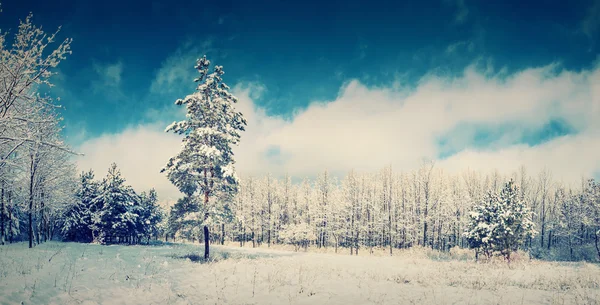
[2,0,599,200]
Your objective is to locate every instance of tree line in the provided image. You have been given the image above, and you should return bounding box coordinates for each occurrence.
[165,165,599,261]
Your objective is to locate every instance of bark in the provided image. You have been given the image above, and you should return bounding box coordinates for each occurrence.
[204,190,210,260]
[221,223,225,245]
[204,225,210,260]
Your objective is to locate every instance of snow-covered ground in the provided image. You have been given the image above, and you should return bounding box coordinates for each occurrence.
[0,242,599,305]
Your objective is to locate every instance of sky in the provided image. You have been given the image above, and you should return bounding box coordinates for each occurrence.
[1,0,599,203]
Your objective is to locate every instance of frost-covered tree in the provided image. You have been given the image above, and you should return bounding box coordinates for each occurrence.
[0,11,78,249]
[90,163,138,244]
[582,179,600,260]
[22,106,75,248]
[167,196,200,242]
[162,55,246,259]
[465,179,536,262]
[0,14,73,170]
[493,180,537,261]
[61,170,98,242]
[279,223,316,251]
[138,189,163,242]
[465,191,499,260]
[34,149,77,243]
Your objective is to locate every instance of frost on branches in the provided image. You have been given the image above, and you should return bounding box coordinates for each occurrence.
[162,55,246,259]
[0,13,73,170]
[465,179,536,262]
[279,223,316,251]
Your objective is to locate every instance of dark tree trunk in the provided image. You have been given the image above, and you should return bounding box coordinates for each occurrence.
[201,186,211,259]
[540,219,545,249]
[204,225,210,260]
[8,204,13,243]
[29,168,34,248]
[40,194,45,244]
[355,230,360,255]
[221,223,225,245]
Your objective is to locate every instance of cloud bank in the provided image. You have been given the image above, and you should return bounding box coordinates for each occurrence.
[76,61,600,203]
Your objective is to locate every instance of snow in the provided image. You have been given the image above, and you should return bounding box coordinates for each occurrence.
[1,242,599,305]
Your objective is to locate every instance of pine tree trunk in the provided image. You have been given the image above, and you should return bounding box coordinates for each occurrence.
[221,223,225,245]
[203,190,211,260]
[204,225,210,260]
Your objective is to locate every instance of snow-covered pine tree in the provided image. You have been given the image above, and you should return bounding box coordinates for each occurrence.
[493,179,536,262]
[465,179,536,262]
[138,189,163,243]
[90,163,137,244]
[162,56,246,259]
[465,191,500,260]
[62,170,99,242]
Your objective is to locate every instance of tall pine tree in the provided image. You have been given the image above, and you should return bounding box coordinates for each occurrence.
[162,56,246,259]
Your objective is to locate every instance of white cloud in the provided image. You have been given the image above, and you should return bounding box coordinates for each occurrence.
[76,124,182,206]
[437,131,600,186]
[76,61,600,203]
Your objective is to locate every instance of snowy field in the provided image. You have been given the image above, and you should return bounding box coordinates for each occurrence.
[0,242,599,305]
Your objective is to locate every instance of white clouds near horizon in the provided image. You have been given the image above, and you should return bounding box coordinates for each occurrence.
[75,60,600,203]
